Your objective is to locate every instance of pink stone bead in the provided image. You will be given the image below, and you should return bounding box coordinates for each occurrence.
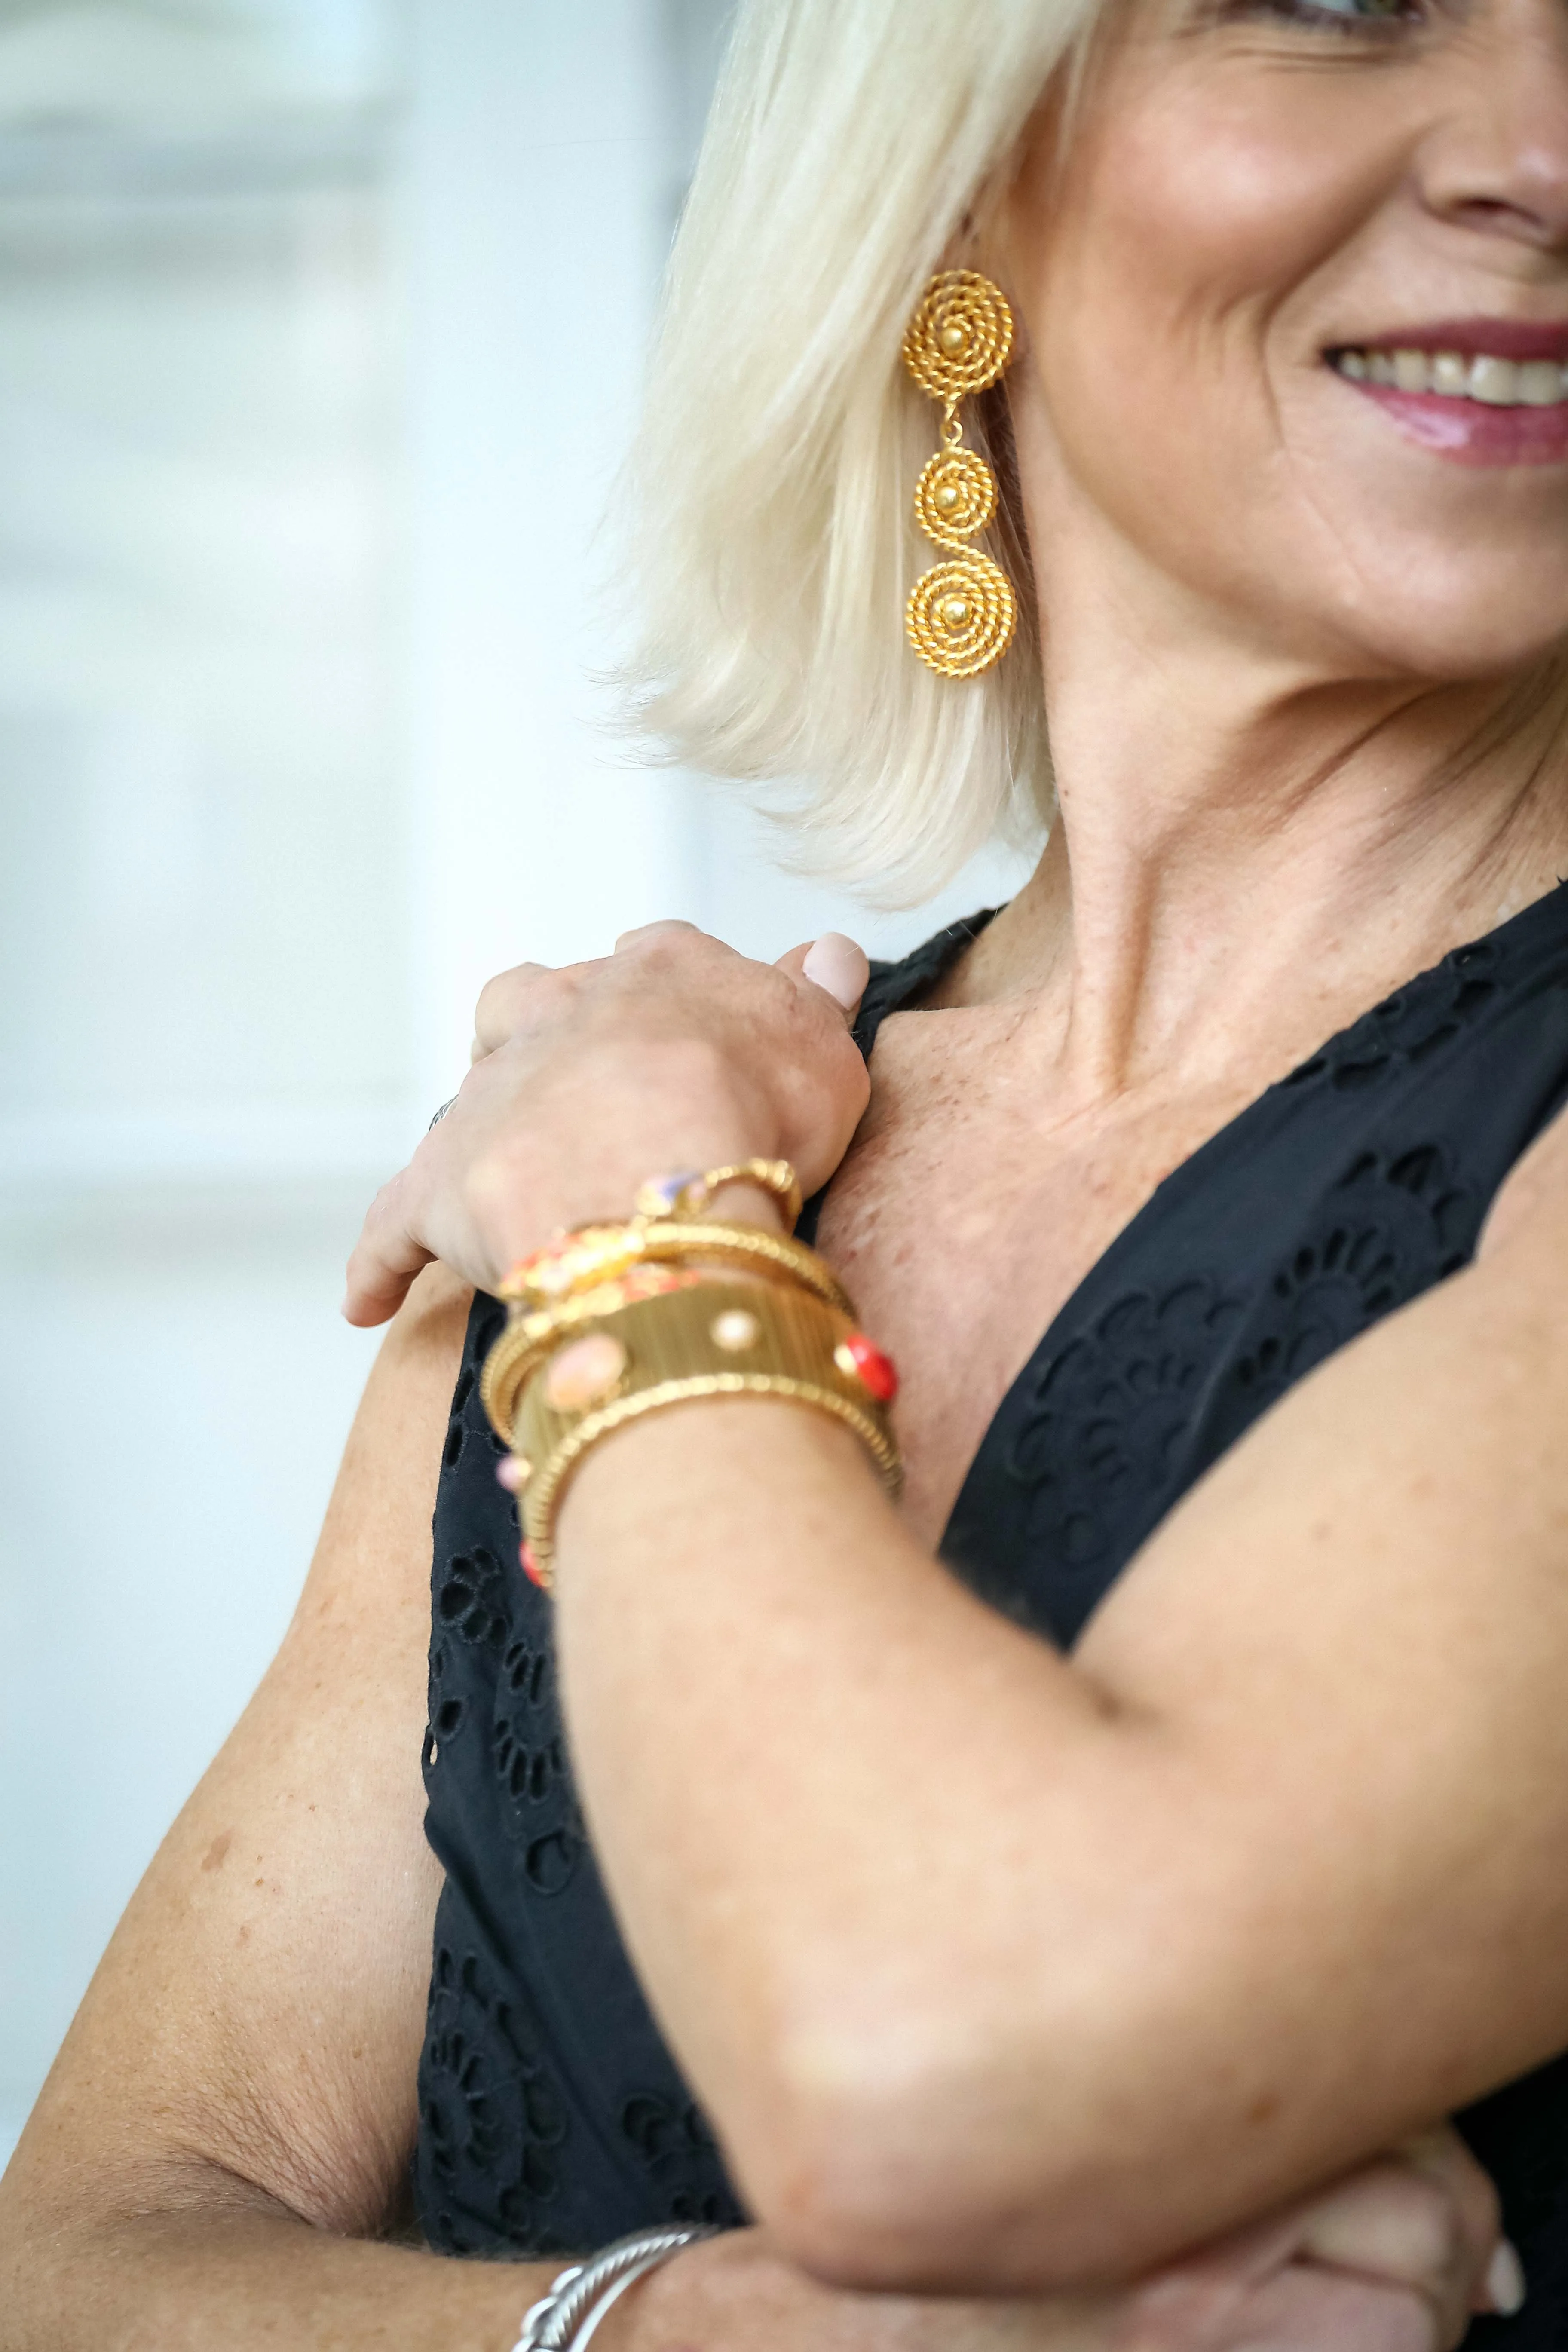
[543,1332,628,1412]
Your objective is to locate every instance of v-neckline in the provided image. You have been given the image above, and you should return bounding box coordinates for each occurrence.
[800,878,1568,1565]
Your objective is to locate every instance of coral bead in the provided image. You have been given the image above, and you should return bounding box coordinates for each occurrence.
[836,1331,899,1403]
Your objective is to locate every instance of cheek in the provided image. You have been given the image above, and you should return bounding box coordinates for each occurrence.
[1021,70,1407,579]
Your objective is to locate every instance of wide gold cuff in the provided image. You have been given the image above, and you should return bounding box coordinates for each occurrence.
[482,1222,854,1445]
[508,1279,901,1590]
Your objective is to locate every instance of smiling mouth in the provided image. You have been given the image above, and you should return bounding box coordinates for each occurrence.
[1329,346,1568,410]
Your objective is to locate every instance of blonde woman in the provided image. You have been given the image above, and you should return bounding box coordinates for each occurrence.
[6,0,1568,2345]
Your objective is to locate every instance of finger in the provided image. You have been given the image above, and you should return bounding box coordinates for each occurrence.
[472,961,553,1057]
[614,918,702,951]
[776,932,870,1017]
[1222,2266,1438,2352]
[1388,2128,1513,2314]
[1116,2239,1436,2352]
[1297,2165,1479,2351]
[342,1179,434,1327]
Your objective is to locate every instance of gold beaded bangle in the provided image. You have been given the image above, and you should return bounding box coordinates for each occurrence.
[510,1280,901,1590]
[634,1157,804,1229]
[498,1160,805,1309]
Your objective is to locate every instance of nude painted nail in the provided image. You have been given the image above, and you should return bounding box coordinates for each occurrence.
[802,931,869,1009]
[1487,2240,1527,2316]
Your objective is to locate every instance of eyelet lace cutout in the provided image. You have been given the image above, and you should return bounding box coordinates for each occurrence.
[1282,938,1501,1093]
[1001,1275,1248,1587]
[620,2093,736,2226]
[493,1632,585,1893]
[418,1295,741,2251]
[416,1941,572,2258]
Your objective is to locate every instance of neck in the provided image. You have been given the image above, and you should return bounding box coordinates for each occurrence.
[956,531,1568,1099]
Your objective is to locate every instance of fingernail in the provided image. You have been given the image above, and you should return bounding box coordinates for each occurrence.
[1487,2240,1527,2316]
[802,932,868,1010]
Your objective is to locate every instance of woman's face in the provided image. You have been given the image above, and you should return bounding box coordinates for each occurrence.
[997,0,1568,684]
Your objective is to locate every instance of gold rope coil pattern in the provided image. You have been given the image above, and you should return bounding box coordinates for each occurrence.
[906,556,1017,680]
[902,271,1014,402]
[913,447,996,541]
[902,272,1017,680]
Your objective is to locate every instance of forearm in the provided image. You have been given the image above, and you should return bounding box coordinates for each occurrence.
[554,1399,1136,2284]
[0,2172,548,2352]
[551,1338,1558,2293]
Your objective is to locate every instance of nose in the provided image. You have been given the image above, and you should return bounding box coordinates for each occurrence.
[1419,0,1568,252]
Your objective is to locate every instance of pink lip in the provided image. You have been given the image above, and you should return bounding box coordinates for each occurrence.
[1338,385,1568,468]
[1330,335,1568,468]
[1347,316,1568,364]
[1341,383,1568,467]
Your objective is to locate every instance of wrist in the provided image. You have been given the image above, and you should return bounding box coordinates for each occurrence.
[704,1179,788,1233]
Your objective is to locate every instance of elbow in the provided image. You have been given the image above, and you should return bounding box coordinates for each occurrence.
[721,2001,1136,2296]
[713,1933,1269,2297]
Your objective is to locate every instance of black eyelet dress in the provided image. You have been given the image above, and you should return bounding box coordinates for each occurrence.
[415,886,1568,2346]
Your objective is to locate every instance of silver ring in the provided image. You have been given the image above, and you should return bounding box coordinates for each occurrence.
[427,1096,459,1133]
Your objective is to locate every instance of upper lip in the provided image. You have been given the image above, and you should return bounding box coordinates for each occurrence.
[1332,318,1568,364]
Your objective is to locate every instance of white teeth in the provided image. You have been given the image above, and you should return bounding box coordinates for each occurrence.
[1470,355,1519,405]
[1519,360,1563,407]
[1332,345,1568,408]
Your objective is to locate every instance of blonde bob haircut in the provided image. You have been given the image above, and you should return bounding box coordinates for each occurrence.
[623,0,1101,905]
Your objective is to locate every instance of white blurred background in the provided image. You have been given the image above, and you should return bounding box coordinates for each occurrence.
[0,0,1029,2165]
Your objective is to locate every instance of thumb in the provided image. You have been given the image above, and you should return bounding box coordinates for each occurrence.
[777,931,870,1020]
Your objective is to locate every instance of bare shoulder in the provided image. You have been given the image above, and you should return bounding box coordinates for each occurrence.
[5,1264,473,2243]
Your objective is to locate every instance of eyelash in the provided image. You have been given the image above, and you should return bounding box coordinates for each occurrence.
[1241,0,1422,33]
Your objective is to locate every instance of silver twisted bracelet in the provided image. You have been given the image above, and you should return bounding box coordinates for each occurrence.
[511,2224,720,2352]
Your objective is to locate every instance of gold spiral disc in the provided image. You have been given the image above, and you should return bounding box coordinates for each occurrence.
[902,271,1014,403]
[913,447,997,543]
[906,554,1017,679]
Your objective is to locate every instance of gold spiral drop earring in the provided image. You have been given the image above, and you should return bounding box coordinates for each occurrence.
[901,270,1017,679]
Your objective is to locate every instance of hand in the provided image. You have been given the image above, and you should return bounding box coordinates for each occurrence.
[610,2127,1517,2352]
[343,924,871,1326]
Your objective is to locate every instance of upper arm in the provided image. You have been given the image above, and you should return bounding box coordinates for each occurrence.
[1050,1103,1568,2222]
[8,1266,470,2242]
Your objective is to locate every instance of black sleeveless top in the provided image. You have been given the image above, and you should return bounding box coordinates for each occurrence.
[415,882,1568,2345]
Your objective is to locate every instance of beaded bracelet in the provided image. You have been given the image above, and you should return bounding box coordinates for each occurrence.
[496,1158,812,1312]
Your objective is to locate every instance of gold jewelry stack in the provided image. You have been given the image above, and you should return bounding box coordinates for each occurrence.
[480,1158,902,1591]
[902,269,1017,679]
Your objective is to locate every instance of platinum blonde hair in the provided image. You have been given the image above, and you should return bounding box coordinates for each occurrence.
[623,0,1102,905]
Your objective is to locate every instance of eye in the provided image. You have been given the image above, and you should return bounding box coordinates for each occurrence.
[1243,0,1421,30]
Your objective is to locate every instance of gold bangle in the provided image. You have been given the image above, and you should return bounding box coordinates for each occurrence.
[484,1224,854,1445]
[636,1219,852,1308]
[634,1158,804,1229]
[498,1161,803,1308]
[479,1265,705,1446]
[511,1280,901,1589]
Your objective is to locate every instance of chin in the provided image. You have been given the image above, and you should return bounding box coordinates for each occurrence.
[1321,553,1568,686]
